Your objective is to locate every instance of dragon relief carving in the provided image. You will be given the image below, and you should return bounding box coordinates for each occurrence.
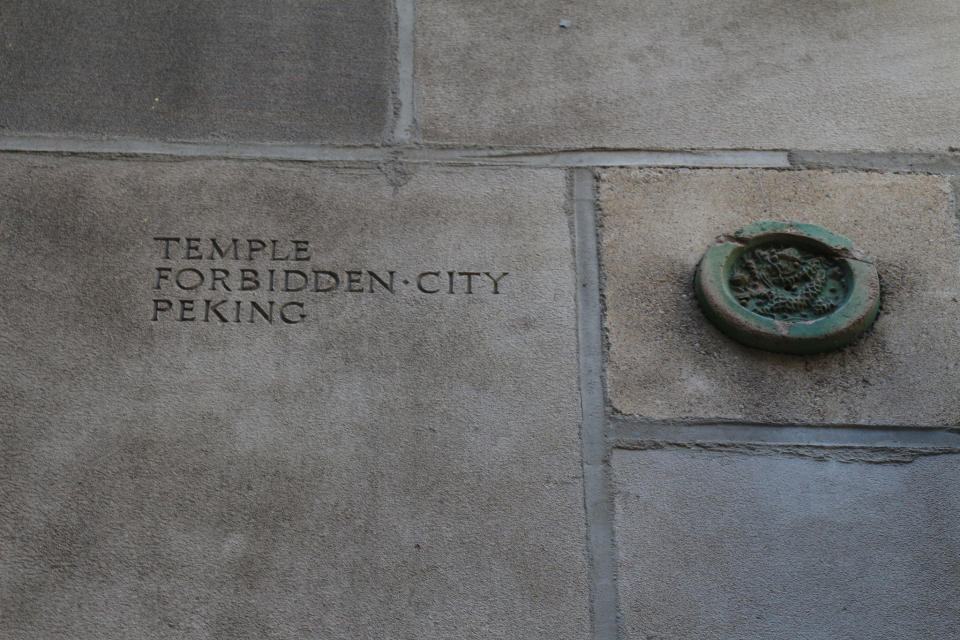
[728,244,848,321]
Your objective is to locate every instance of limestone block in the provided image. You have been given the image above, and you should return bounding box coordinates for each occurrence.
[600,168,960,426]
[0,1,393,144]
[0,157,589,639]
[613,449,960,639]
[417,0,960,151]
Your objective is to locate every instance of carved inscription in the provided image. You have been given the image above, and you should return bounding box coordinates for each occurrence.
[151,237,509,325]
[728,244,848,321]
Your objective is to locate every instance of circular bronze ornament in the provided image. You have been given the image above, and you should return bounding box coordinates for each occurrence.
[694,221,880,354]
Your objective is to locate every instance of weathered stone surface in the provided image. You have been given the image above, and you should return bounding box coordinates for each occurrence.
[600,169,960,426]
[0,1,392,144]
[613,449,960,639]
[417,0,960,151]
[0,157,589,639]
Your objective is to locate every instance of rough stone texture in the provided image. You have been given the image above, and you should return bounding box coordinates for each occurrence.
[0,157,590,639]
[417,0,960,151]
[600,169,960,426]
[0,1,392,144]
[612,448,960,640]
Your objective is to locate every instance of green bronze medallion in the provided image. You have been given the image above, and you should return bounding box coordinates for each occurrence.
[694,221,880,354]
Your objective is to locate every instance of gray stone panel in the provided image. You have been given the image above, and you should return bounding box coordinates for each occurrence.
[417,0,960,151]
[0,157,589,639]
[613,449,960,639]
[600,168,960,426]
[0,1,393,144]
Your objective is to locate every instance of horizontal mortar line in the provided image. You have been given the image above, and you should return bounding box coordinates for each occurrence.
[5,136,958,173]
[0,135,391,163]
[401,148,791,168]
[0,135,790,167]
[790,150,960,174]
[612,417,960,449]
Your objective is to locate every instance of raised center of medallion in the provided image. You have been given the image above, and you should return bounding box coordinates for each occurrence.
[728,243,849,321]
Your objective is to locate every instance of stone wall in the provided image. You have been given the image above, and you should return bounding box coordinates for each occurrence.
[1,2,958,638]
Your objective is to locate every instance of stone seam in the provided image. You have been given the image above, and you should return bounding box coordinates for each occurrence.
[790,150,960,175]
[2,138,960,172]
[612,418,960,452]
[572,168,619,640]
[613,440,960,465]
[0,138,788,168]
[392,0,417,144]
[950,175,960,246]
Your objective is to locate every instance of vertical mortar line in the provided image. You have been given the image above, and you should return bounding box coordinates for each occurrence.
[949,174,960,239]
[393,0,417,144]
[573,168,619,640]
[950,174,960,313]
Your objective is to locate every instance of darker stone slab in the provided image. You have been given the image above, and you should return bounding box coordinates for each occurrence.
[0,1,393,143]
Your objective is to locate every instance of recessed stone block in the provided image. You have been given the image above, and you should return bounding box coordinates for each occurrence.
[417,0,960,151]
[613,449,960,639]
[600,168,960,426]
[0,157,589,639]
[0,1,393,143]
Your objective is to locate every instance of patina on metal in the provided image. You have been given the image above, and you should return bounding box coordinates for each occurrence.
[695,221,880,354]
